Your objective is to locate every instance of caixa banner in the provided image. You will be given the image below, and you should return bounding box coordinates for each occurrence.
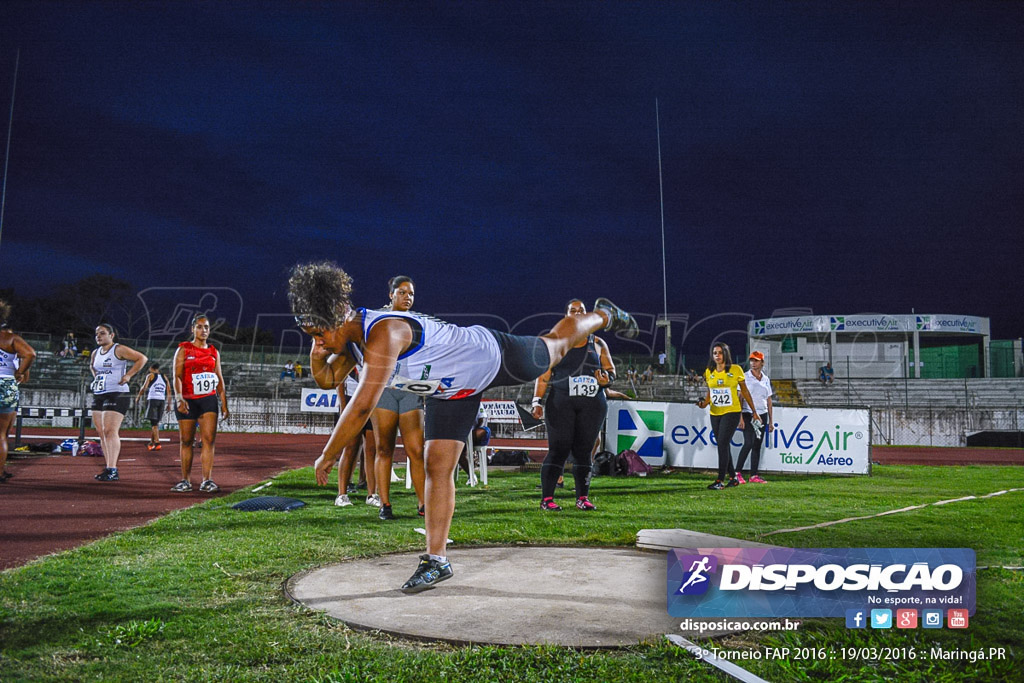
[606,400,871,474]
[300,388,342,413]
[667,548,975,618]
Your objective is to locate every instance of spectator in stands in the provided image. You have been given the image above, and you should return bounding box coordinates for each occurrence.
[136,363,170,451]
[280,360,296,381]
[736,351,773,484]
[59,331,78,359]
[696,342,761,490]
[0,301,37,483]
[294,360,304,379]
[642,364,654,384]
[90,324,148,482]
[819,362,834,386]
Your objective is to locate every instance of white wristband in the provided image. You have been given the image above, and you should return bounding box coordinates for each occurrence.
[531,397,542,406]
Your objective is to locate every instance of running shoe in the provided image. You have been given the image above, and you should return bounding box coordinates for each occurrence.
[417,504,425,517]
[540,497,562,511]
[593,297,639,339]
[400,555,454,594]
[334,494,353,507]
[0,470,12,482]
[576,496,596,511]
[749,475,768,484]
[735,473,747,485]
[725,477,740,487]
[94,468,119,482]
[146,442,156,452]
[366,493,381,507]
[199,479,220,493]
[707,480,724,490]
[378,504,394,520]
[153,443,162,451]
[171,479,193,492]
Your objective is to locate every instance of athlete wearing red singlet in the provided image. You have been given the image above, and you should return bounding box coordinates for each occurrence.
[171,315,229,494]
[179,341,220,399]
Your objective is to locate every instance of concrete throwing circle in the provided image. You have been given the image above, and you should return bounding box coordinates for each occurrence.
[286,546,727,648]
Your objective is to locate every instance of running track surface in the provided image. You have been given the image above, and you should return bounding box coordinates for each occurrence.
[2,430,1018,571]
[0,429,332,570]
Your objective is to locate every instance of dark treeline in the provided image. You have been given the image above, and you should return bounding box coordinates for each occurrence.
[1,276,276,349]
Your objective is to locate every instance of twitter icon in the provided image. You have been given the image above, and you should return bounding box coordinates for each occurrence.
[870,609,892,629]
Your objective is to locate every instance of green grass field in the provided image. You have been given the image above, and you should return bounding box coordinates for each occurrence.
[1,465,1022,682]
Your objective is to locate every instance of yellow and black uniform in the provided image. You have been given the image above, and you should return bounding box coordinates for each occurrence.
[704,364,746,416]
[703,364,747,482]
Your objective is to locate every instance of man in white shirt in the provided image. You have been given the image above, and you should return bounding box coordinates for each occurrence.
[737,351,773,484]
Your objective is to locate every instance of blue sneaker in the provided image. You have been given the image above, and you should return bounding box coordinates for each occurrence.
[401,555,454,594]
[593,297,638,339]
[94,468,119,482]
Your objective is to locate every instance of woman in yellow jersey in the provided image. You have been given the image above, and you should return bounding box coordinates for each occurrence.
[696,342,762,490]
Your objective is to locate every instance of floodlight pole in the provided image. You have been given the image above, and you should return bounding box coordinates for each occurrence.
[655,99,671,369]
[0,48,19,255]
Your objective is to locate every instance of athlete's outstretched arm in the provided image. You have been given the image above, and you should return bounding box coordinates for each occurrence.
[314,319,413,485]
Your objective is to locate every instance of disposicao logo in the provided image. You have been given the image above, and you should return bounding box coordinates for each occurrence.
[753,320,766,335]
[830,316,846,331]
[617,408,664,457]
[916,316,931,331]
[676,555,718,595]
[667,548,975,618]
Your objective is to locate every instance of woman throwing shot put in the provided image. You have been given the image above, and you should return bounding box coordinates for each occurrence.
[90,324,147,482]
[531,299,615,512]
[288,262,636,593]
[696,342,761,490]
[171,314,229,493]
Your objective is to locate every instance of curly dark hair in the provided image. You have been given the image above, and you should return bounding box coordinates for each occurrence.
[288,261,354,329]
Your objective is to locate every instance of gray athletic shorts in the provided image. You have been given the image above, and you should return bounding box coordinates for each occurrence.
[376,387,423,415]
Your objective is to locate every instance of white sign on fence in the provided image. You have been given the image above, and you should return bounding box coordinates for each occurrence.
[300,388,342,413]
[481,400,521,424]
[606,400,871,475]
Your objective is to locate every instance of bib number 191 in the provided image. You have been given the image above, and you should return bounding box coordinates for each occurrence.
[192,372,218,395]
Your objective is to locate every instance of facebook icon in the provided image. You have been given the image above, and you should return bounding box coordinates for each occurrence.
[845,609,866,629]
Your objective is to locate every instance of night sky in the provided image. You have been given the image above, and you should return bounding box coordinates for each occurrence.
[0,2,1022,357]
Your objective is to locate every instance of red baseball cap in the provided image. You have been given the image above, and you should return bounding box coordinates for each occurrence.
[749,351,765,362]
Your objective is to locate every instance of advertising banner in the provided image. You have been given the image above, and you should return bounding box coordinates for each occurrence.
[300,387,342,413]
[607,400,871,474]
[667,548,976,619]
[480,399,521,424]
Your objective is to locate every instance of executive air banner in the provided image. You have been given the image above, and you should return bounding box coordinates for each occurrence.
[606,400,871,474]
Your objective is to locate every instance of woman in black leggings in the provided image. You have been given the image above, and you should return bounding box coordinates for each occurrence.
[696,342,761,490]
[531,299,616,511]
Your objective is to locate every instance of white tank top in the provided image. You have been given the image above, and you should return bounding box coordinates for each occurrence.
[354,308,501,400]
[0,347,17,378]
[148,374,167,400]
[91,344,131,394]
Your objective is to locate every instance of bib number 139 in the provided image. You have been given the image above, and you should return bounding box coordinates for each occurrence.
[192,372,219,395]
[569,375,599,398]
